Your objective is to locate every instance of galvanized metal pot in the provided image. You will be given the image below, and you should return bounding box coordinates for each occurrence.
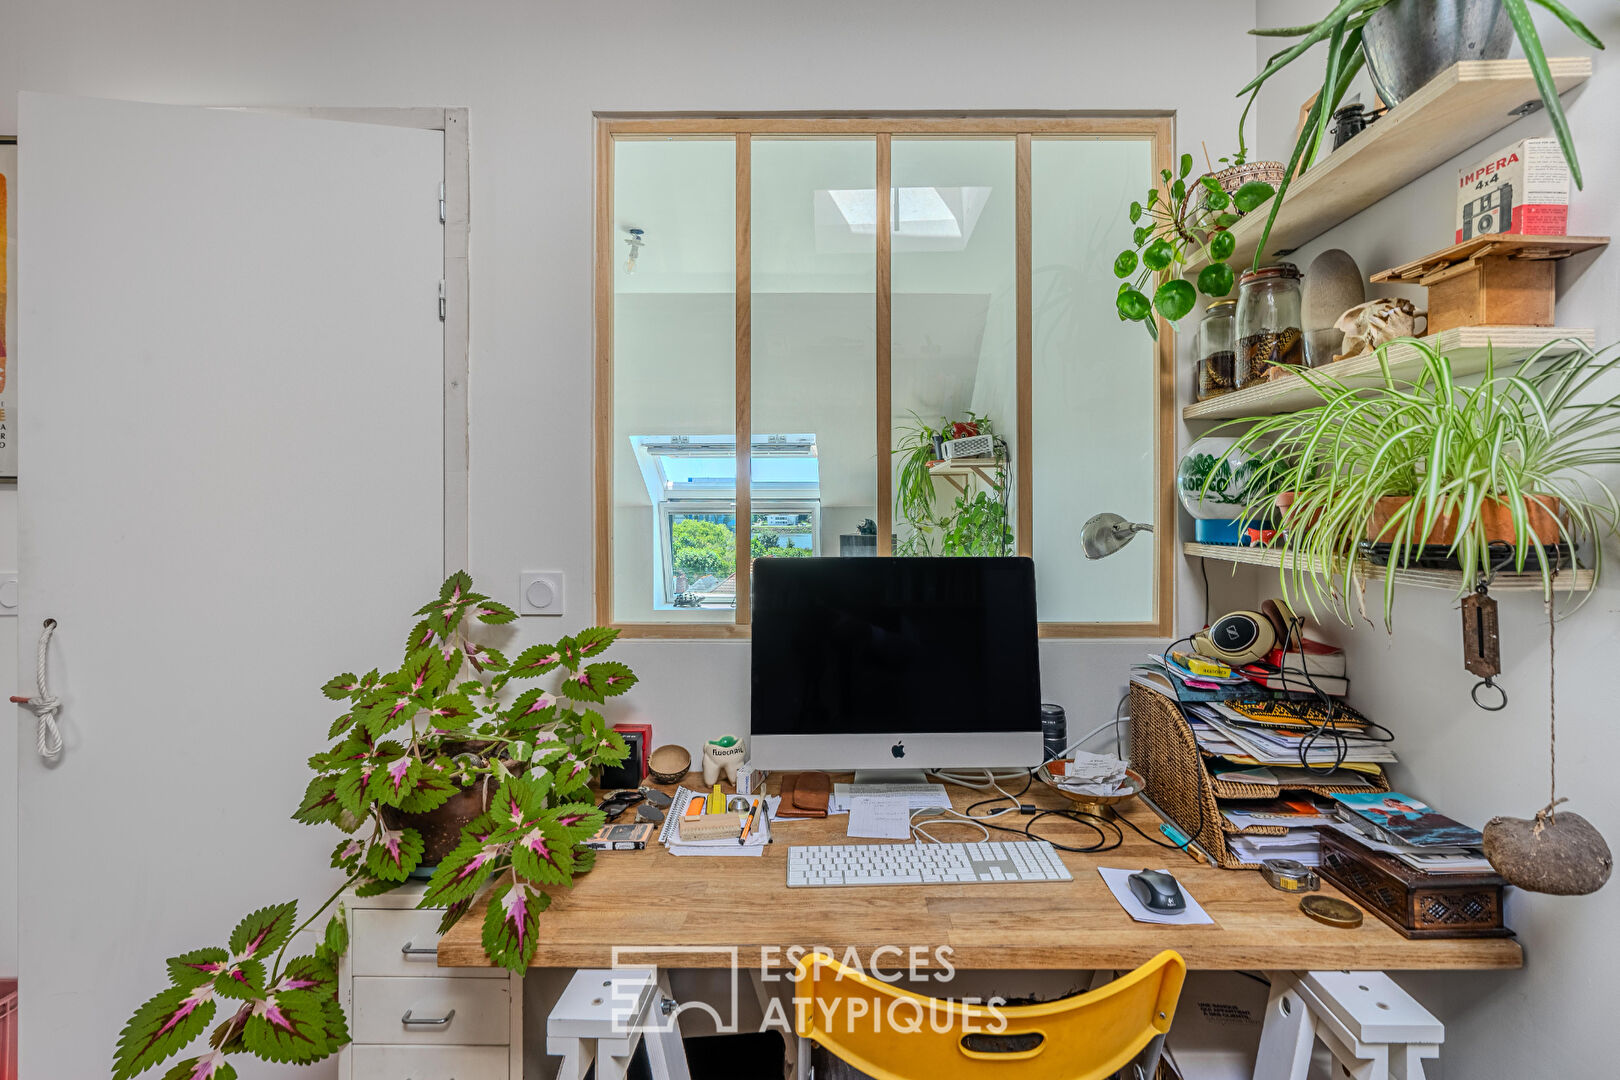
[1362,0,1513,105]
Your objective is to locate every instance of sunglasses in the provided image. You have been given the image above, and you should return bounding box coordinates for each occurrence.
[597,788,671,824]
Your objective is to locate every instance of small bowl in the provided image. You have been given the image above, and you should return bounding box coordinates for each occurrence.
[1036,761,1145,820]
[648,744,692,784]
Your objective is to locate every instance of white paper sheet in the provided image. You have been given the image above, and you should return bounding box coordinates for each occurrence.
[846,796,914,840]
[1098,867,1215,925]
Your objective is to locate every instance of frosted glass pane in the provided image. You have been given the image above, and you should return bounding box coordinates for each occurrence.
[891,138,1017,558]
[1031,139,1156,623]
[611,137,737,622]
[751,139,877,561]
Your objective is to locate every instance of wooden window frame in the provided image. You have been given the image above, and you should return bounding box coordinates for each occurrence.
[595,114,1175,639]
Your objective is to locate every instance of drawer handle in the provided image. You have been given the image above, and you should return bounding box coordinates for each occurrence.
[401,1008,456,1027]
[400,940,439,958]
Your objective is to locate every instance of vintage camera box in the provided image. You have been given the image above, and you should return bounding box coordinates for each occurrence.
[1456,137,1569,242]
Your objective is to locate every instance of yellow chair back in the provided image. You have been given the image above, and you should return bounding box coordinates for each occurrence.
[792,949,1185,1080]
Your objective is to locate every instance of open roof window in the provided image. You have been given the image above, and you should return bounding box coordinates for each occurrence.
[629,434,821,502]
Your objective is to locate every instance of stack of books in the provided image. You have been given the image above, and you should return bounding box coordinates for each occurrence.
[1221,796,1337,866]
[1326,792,1493,874]
[1238,636,1348,697]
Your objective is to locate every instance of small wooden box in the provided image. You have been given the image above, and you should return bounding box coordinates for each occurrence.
[1423,253,1553,332]
[1318,827,1514,940]
[1370,235,1608,336]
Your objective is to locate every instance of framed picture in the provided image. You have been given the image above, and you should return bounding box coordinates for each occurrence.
[0,139,14,478]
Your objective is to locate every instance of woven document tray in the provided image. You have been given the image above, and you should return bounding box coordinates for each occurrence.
[1129,683,1390,869]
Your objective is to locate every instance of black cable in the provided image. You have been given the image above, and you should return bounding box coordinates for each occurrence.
[1200,558,1211,627]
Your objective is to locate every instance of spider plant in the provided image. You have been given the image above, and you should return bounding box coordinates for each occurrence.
[1213,338,1620,625]
[1242,0,1604,270]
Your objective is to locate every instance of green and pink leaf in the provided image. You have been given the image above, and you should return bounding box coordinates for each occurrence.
[482,879,550,973]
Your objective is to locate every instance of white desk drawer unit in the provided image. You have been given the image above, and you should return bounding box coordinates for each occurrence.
[351,907,507,979]
[338,886,522,1080]
[351,1044,511,1080]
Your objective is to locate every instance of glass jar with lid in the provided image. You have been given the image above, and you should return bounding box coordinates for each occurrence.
[1196,299,1237,400]
[1235,263,1304,388]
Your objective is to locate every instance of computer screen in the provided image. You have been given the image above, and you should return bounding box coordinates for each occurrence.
[749,557,1042,770]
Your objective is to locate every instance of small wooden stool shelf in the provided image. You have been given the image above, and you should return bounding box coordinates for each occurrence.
[1371,235,1608,334]
[1184,541,1594,594]
[1183,326,1595,421]
[927,457,1004,495]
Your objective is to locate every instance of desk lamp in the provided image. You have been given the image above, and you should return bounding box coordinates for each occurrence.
[1081,513,1153,559]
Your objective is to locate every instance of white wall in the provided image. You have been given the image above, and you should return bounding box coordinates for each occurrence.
[0,0,1253,1054]
[1249,3,1620,1075]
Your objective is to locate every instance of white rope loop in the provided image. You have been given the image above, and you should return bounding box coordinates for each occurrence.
[23,618,62,760]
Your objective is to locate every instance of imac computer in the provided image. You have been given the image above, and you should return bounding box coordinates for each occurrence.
[749,556,1042,775]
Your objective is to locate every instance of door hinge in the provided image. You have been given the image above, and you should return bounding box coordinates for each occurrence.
[438,181,446,224]
[438,280,447,321]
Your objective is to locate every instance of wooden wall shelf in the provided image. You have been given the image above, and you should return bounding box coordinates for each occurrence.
[1182,325,1595,421]
[1185,58,1592,273]
[928,457,1004,495]
[1371,235,1609,284]
[1184,542,1594,594]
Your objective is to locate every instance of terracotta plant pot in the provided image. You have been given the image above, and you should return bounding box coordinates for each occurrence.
[1273,491,1319,533]
[380,775,495,866]
[1364,494,1562,546]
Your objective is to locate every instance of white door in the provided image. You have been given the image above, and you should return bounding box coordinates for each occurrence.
[16,94,445,1079]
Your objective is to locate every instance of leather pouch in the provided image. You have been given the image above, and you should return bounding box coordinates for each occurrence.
[776,771,831,818]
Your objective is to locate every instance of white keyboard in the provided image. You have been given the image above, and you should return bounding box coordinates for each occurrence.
[787,841,1073,888]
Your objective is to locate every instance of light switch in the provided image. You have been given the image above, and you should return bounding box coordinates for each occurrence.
[519,572,565,616]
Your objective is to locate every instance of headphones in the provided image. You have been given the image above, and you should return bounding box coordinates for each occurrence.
[1191,598,1298,666]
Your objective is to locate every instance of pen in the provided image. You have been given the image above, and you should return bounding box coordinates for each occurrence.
[739,797,760,845]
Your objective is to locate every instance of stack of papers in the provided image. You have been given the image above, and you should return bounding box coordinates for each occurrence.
[659,787,774,857]
[1226,832,1325,867]
[1185,702,1396,772]
[828,783,948,815]
[1221,797,1336,866]
[1329,792,1492,874]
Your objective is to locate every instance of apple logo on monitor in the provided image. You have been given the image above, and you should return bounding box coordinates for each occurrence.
[891,741,905,759]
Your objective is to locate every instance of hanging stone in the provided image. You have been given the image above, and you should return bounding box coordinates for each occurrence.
[1484,807,1614,896]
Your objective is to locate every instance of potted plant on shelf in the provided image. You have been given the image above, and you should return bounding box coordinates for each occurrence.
[111,572,634,1080]
[1241,0,1605,269]
[1214,338,1620,625]
[893,410,1011,556]
[1113,152,1274,337]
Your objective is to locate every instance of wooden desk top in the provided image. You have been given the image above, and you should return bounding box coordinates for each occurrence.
[437,777,1523,972]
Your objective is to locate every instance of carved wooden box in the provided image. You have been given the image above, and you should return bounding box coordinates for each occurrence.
[1318,827,1514,940]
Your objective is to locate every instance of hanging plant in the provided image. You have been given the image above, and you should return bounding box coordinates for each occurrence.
[1114,152,1274,338]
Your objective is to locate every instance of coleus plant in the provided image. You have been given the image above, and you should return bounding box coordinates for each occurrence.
[113,572,635,1078]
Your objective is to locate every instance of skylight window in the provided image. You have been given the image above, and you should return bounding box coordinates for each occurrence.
[816,186,992,250]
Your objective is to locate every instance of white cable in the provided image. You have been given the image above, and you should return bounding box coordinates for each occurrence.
[909,807,991,845]
[19,619,62,761]
[1060,716,1127,759]
[927,767,1027,790]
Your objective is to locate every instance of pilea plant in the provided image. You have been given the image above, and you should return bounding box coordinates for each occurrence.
[113,572,635,1079]
[1113,152,1274,338]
